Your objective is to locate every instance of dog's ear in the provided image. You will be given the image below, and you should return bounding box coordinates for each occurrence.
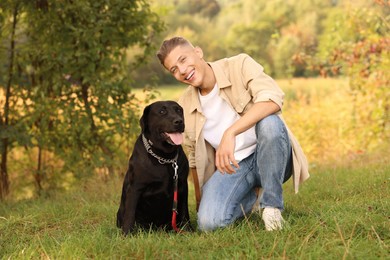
[140,104,151,133]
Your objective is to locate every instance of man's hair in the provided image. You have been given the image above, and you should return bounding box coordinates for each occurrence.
[156,36,193,65]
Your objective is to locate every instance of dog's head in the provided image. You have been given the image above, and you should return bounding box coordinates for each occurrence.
[140,101,185,152]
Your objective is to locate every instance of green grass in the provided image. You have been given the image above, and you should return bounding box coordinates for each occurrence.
[1,161,389,259]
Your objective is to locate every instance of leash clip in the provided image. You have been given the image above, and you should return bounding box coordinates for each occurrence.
[172,162,178,180]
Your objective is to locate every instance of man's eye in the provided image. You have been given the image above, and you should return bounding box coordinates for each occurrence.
[171,68,177,74]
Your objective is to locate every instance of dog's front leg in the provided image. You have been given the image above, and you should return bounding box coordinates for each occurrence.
[122,187,142,235]
[177,182,193,231]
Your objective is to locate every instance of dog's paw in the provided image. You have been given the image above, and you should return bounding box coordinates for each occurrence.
[179,222,194,232]
[185,225,195,232]
[122,226,136,236]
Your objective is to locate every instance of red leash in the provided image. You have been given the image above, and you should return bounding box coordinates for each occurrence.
[171,162,183,233]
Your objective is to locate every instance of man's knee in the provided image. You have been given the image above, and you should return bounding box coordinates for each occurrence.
[197,211,229,232]
[257,115,286,141]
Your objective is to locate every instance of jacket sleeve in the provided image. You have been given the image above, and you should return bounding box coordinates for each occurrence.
[240,54,284,109]
[178,94,196,168]
[183,133,196,168]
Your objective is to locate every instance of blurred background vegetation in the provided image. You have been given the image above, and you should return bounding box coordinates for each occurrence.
[0,0,388,200]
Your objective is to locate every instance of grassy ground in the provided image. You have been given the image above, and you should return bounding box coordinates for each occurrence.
[1,159,389,259]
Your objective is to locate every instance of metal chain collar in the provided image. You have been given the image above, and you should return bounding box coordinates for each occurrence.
[142,134,178,165]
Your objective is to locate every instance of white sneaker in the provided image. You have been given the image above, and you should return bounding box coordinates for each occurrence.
[262,207,284,231]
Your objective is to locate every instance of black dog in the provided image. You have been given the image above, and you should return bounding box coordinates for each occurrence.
[116,101,192,235]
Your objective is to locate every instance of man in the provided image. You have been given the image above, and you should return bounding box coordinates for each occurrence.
[156,36,309,231]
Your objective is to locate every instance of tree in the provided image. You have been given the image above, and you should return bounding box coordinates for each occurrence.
[0,0,163,198]
[222,0,296,76]
[177,0,220,18]
[313,0,389,150]
[0,0,21,199]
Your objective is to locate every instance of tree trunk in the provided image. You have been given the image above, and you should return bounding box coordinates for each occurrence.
[0,4,19,200]
[0,141,10,199]
[34,147,43,195]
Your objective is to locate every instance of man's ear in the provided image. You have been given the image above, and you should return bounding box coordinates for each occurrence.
[140,105,151,133]
[194,46,204,59]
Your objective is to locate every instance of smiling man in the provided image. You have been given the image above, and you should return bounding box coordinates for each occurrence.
[156,36,309,231]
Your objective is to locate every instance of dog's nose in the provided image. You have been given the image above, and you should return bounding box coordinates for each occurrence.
[173,119,183,126]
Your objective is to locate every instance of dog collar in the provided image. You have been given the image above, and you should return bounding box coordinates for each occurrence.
[141,134,178,165]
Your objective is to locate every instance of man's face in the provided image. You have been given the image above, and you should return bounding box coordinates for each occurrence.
[163,44,205,88]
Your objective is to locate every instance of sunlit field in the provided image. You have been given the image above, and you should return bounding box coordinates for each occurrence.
[134,77,387,166]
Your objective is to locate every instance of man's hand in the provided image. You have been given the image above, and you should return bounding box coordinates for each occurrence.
[215,101,280,174]
[215,130,239,174]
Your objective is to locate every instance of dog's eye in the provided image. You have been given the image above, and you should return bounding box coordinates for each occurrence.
[176,107,183,113]
[159,109,167,115]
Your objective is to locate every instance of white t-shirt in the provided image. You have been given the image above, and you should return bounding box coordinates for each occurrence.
[198,84,257,162]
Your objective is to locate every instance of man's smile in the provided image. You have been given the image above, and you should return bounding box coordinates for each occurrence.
[185,70,195,81]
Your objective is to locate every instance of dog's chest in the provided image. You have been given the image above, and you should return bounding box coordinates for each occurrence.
[139,163,175,197]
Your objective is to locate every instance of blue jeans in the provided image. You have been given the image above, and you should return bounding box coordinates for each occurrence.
[197,115,293,231]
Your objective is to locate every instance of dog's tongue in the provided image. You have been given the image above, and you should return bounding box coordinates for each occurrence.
[166,132,183,145]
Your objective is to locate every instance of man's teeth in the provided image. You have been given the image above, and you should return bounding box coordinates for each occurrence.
[185,71,194,80]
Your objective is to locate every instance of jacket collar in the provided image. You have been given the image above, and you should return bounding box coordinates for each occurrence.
[209,60,232,89]
[189,86,201,113]
[188,60,232,113]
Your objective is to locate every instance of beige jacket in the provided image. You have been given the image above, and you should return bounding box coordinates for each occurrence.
[178,53,309,194]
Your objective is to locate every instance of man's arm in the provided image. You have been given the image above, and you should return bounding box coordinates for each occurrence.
[215,100,280,174]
